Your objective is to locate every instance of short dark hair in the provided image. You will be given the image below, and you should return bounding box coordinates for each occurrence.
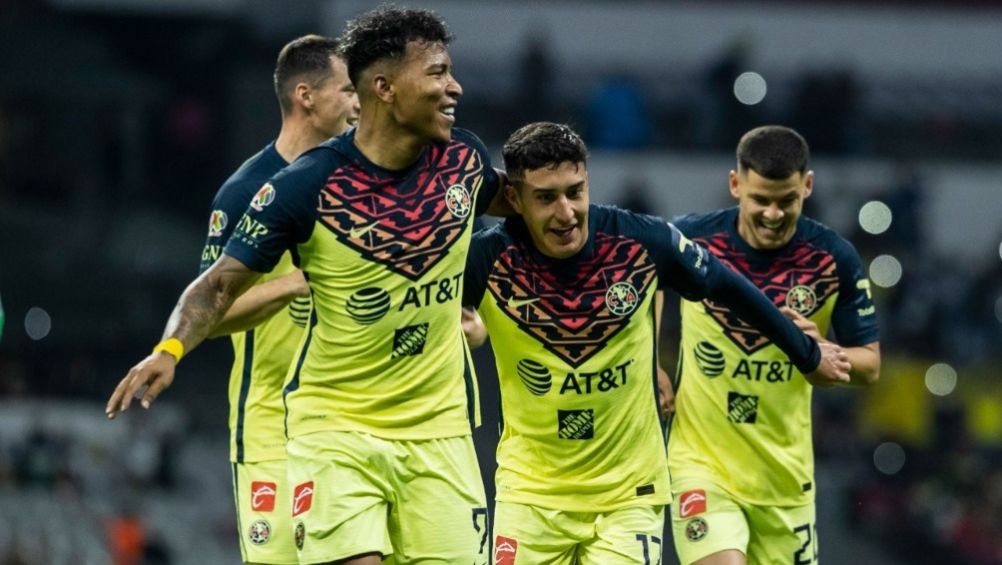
[274,35,340,115]
[736,125,810,180]
[339,5,453,86]
[502,122,589,180]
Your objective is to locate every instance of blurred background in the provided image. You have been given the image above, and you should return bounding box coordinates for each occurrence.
[1,0,1001,563]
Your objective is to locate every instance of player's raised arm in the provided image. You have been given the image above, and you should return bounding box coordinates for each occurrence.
[106,254,260,418]
[208,269,309,338]
[666,225,851,385]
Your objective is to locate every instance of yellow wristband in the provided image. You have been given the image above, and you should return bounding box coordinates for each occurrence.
[152,338,185,362]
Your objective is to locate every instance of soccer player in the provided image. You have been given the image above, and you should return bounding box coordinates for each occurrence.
[667,125,880,565]
[190,35,358,565]
[107,6,502,564]
[462,122,851,564]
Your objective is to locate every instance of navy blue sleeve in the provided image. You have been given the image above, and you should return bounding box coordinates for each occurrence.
[199,180,255,274]
[462,225,504,308]
[829,235,880,347]
[630,214,821,373]
[452,128,500,217]
[222,150,327,273]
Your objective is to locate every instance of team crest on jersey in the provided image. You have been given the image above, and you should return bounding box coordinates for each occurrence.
[294,521,305,550]
[786,285,818,315]
[250,183,276,211]
[247,520,271,545]
[317,142,484,281]
[207,210,227,237]
[697,234,838,354]
[605,282,640,316]
[685,517,709,542]
[445,183,472,218]
[489,233,655,367]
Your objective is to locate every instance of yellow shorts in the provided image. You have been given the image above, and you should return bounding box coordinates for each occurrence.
[231,460,297,565]
[286,430,489,565]
[670,478,817,565]
[493,501,665,565]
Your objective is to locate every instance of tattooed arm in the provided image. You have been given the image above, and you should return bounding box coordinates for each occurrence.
[106,255,260,417]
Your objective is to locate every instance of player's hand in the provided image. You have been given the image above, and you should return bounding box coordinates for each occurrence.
[805,341,851,388]
[106,351,177,418]
[462,307,488,349]
[780,306,822,342]
[656,365,675,419]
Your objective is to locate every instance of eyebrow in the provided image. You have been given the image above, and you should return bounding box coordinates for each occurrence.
[530,181,585,193]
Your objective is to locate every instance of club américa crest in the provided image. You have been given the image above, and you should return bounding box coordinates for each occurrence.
[250,183,276,211]
[207,210,227,237]
[247,520,271,545]
[445,184,472,219]
[785,284,818,315]
[605,282,640,317]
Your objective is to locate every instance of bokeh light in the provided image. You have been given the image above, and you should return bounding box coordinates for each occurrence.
[869,255,903,288]
[24,307,52,340]
[873,442,906,475]
[733,72,767,105]
[924,363,958,396]
[859,201,893,234]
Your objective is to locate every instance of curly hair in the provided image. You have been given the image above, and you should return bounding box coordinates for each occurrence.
[502,122,589,180]
[273,35,340,115]
[339,5,453,86]
[736,125,810,180]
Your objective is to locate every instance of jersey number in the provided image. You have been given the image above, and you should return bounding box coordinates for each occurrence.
[636,533,662,565]
[792,523,818,564]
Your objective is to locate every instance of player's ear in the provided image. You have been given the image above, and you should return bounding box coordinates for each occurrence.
[504,183,524,214]
[728,170,741,200]
[294,82,313,111]
[802,170,815,199]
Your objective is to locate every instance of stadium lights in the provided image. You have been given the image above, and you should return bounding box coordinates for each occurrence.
[733,72,767,105]
[873,442,906,475]
[858,201,892,235]
[24,306,51,340]
[869,255,902,288]
[924,363,958,397]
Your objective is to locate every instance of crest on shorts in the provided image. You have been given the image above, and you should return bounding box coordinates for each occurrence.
[294,521,305,550]
[685,517,708,542]
[247,520,271,545]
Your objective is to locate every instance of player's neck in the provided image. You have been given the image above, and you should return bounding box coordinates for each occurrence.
[353,116,427,171]
[274,119,333,164]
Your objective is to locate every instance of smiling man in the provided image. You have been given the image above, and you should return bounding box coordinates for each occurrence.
[667,125,881,565]
[463,122,851,564]
[107,7,505,565]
